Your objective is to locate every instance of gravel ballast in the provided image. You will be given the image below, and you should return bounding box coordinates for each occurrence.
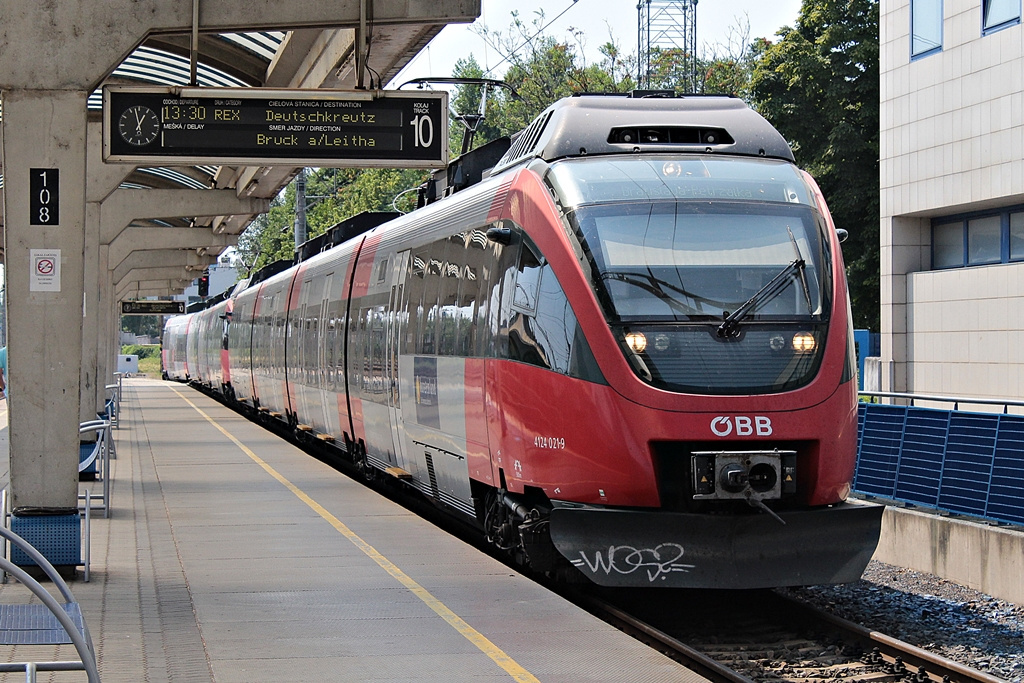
[783,560,1024,682]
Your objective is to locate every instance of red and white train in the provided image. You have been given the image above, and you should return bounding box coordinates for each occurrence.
[163,94,882,589]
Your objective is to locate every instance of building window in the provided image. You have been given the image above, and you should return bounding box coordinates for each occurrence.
[983,0,1021,33]
[933,221,964,268]
[931,206,1024,269]
[1010,212,1024,260]
[911,0,943,58]
[968,216,1001,264]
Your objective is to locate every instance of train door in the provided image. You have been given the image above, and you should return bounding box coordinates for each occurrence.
[271,291,289,415]
[385,251,411,470]
[297,276,324,428]
[296,290,310,424]
[316,273,334,433]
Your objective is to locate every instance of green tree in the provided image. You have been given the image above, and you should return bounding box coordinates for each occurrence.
[446,56,506,154]
[695,17,765,99]
[121,314,163,338]
[312,167,427,222]
[472,10,632,141]
[235,189,295,273]
[235,167,428,275]
[750,0,879,331]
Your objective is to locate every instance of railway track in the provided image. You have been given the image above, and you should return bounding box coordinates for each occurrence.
[576,588,1006,683]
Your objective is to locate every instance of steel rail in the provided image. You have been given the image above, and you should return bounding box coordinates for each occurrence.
[578,594,757,683]
[791,598,1008,683]
[583,589,1005,683]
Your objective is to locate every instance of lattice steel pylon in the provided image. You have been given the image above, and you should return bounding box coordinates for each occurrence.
[637,0,699,92]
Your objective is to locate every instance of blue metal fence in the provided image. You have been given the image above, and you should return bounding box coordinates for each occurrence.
[855,399,1024,526]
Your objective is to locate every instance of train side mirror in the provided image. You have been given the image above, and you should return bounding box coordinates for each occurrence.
[486,226,514,245]
[836,228,849,243]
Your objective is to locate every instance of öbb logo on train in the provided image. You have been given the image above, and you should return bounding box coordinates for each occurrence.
[710,415,773,437]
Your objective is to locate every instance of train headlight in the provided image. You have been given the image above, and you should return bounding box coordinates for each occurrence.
[653,333,671,352]
[625,332,648,354]
[792,332,817,353]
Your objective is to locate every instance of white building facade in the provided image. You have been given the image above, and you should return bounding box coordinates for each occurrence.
[881,0,1024,400]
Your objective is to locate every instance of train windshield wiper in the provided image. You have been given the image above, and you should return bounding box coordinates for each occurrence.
[716,258,805,338]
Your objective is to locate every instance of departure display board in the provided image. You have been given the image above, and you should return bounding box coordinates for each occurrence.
[121,300,186,315]
[103,86,448,168]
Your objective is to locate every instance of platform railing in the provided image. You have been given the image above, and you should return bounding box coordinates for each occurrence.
[860,390,1024,413]
[855,392,1024,526]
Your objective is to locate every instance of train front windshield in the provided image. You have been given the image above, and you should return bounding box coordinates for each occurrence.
[548,155,834,395]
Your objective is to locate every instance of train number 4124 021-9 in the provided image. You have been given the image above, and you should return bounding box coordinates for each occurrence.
[534,435,566,450]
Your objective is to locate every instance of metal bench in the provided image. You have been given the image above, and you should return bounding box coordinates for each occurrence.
[78,420,112,518]
[0,525,99,682]
[102,374,122,430]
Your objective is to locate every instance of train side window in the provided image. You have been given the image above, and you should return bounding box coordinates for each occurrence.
[405,253,428,355]
[457,265,478,356]
[465,229,492,357]
[421,244,445,355]
[439,236,466,356]
[489,230,522,360]
[512,242,543,313]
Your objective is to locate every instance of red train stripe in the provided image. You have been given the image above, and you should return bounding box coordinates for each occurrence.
[350,396,366,445]
[463,358,492,486]
[350,233,382,299]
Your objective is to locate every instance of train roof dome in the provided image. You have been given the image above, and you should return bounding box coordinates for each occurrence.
[491,93,795,174]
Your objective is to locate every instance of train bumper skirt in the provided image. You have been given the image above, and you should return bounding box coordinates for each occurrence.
[549,500,883,589]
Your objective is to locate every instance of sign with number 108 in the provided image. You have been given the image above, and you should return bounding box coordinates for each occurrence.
[30,168,59,226]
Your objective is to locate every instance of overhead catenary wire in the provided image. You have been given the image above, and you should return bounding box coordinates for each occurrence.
[481,0,581,78]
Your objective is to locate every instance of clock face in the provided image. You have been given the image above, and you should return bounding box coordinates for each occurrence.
[118,105,160,146]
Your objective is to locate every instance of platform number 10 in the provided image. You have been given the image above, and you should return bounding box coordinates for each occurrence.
[410,115,434,148]
[29,168,60,226]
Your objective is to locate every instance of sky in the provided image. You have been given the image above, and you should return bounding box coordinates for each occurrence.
[388,0,803,87]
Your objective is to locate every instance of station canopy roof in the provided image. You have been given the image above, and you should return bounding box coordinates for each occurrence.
[93,35,285,203]
[1,32,286,225]
[0,17,460,260]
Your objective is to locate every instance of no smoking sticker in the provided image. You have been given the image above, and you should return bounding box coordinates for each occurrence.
[30,249,61,292]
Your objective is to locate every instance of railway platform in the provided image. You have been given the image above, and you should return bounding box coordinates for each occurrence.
[0,379,704,683]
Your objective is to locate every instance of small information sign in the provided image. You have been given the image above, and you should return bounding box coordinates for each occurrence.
[30,249,61,292]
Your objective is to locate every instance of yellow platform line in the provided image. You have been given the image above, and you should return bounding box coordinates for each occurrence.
[170,387,540,683]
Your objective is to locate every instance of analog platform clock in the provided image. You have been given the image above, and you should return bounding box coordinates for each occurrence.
[118,105,160,146]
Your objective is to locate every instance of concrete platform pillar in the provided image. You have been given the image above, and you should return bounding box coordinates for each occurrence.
[85,122,134,419]
[98,252,116,412]
[81,199,102,423]
[0,89,87,511]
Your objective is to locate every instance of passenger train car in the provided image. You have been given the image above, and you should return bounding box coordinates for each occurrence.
[164,94,882,589]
